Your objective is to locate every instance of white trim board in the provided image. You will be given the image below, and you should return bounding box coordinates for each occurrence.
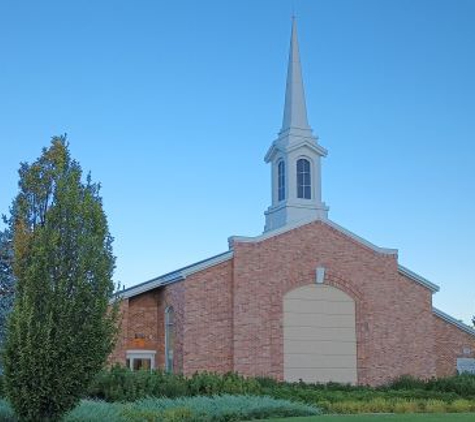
[116,218,442,300]
[433,307,475,338]
[230,216,398,256]
[116,251,234,299]
[398,265,440,293]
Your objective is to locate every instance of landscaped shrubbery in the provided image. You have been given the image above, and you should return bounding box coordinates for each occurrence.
[88,367,262,402]
[388,374,475,397]
[0,395,319,422]
[84,367,475,414]
[2,368,475,416]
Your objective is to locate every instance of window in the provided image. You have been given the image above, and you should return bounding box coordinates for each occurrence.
[165,306,174,373]
[277,160,286,201]
[297,158,311,199]
[126,351,156,371]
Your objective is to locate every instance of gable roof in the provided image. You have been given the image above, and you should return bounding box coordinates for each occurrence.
[117,251,233,299]
[433,307,475,337]
[118,217,441,298]
[229,216,398,255]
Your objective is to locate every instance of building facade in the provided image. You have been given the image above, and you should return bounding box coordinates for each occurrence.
[110,19,475,385]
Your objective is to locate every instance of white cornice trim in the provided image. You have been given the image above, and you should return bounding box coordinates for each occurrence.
[398,265,440,293]
[433,307,475,337]
[230,216,398,256]
[264,138,327,163]
[286,139,327,157]
[324,219,398,255]
[230,216,320,246]
[116,251,234,299]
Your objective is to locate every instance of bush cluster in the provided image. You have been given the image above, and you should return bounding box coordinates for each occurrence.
[326,398,475,414]
[0,395,319,422]
[83,367,475,414]
[388,374,475,397]
[88,367,261,402]
[2,369,475,416]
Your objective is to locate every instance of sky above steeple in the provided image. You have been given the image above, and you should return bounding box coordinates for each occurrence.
[0,0,473,326]
[281,17,310,132]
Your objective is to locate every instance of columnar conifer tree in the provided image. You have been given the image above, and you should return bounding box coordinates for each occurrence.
[0,227,14,350]
[3,136,118,422]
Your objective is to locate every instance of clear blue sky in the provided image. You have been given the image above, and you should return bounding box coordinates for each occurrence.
[1,0,474,324]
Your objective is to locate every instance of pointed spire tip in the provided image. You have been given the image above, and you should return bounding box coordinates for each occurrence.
[281,16,310,132]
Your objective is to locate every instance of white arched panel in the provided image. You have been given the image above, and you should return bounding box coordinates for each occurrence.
[284,284,357,384]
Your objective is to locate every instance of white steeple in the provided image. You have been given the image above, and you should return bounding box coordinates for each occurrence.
[282,17,310,132]
[264,18,329,232]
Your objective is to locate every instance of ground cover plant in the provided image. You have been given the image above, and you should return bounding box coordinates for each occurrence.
[0,395,319,422]
[267,415,475,422]
[1,369,475,418]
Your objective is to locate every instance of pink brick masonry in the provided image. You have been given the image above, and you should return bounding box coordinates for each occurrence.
[110,220,475,385]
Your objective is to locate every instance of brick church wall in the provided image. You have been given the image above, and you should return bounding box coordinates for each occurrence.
[434,315,475,377]
[109,280,185,372]
[110,219,473,385]
[183,260,234,374]
[108,299,129,364]
[232,220,437,385]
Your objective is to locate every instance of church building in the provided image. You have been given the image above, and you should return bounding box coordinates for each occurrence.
[110,19,475,385]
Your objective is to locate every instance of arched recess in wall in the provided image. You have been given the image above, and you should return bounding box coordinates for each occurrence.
[283,284,357,384]
[165,306,174,373]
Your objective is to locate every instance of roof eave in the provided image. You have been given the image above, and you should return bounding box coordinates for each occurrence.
[433,307,475,337]
[115,250,234,300]
[398,265,440,293]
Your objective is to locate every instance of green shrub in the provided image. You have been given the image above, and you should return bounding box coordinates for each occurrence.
[388,373,475,398]
[65,395,319,422]
[66,400,122,422]
[86,367,475,416]
[449,399,474,413]
[392,399,421,413]
[428,373,475,397]
[424,399,448,413]
[88,367,263,403]
[388,375,429,390]
[127,395,319,421]
[187,372,261,397]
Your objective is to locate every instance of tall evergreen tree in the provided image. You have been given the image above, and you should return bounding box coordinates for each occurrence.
[0,226,14,350]
[3,136,118,422]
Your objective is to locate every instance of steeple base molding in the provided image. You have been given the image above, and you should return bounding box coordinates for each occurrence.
[264,201,329,232]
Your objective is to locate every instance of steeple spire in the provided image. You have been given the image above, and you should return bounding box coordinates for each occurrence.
[263,18,329,233]
[281,17,310,133]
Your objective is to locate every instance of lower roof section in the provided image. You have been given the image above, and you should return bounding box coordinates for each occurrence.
[117,250,233,299]
[433,307,475,337]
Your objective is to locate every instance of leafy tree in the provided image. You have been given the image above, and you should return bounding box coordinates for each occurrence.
[3,136,119,422]
[0,226,14,349]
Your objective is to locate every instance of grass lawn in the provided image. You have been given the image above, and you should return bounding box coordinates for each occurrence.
[267,415,475,422]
